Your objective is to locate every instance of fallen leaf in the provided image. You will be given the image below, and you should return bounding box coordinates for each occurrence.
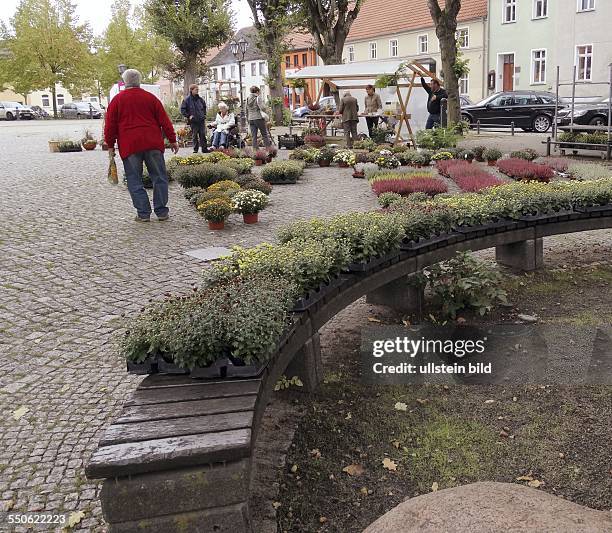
[367,317,382,323]
[499,429,509,438]
[516,473,534,482]
[319,516,327,524]
[67,510,85,528]
[360,487,368,495]
[382,458,397,471]
[12,406,29,420]
[394,402,408,411]
[272,501,282,509]
[527,479,545,488]
[345,412,352,420]
[342,464,365,476]
[431,482,439,492]
[310,448,321,459]
[2,500,15,512]
[484,399,495,404]
[290,464,298,473]
[391,440,401,449]
[59,384,70,393]
[415,398,428,405]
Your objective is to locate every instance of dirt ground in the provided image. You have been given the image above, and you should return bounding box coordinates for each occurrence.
[274,255,612,533]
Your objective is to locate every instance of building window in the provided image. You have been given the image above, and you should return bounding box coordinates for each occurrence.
[285,56,290,68]
[458,74,469,95]
[503,0,516,23]
[41,94,50,107]
[418,34,428,54]
[221,66,226,79]
[56,94,64,105]
[533,0,548,18]
[531,49,546,83]
[251,62,257,76]
[348,45,354,62]
[259,62,266,75]
[231,65,236,79]
[577,0,595,11]
[456,28,469,49]
[389,39,398,57]
[576,44,593,81]
[293,54,298,66]
[302,53,307,65]
[369,42,377,59]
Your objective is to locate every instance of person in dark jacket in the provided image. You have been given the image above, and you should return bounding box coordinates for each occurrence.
[420,76,448,129]
[180,84,208,152]
[337,91,359,148]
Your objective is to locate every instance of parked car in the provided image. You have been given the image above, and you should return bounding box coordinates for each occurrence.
[556,97,610,128]
[460,91,563,133]
[0,101,34,120]
[30,105,50,119]
[292,96,337,118]
[60,101,102,119]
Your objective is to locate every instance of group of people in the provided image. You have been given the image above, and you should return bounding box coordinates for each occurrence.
[105,67,447,222]
[336,75,448,147]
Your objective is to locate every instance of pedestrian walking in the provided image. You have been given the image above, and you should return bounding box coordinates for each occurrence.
[420,75,448,129]
[246,86,271,149]
[337,91,359,148]
[104,69,178,222]
[181,84,208,153]
[364,85,382,138]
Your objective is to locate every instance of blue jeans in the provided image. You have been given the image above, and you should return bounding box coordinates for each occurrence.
[212,131,228,148]
[122,150,169,219]
[426,114,441,129]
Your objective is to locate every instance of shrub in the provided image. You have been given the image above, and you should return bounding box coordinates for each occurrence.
[261,160,305,183]
[232,189,269,214]
[510,148,538,161]
[431,151,454,161]
[567,163,611,181]
[277,212,404,264]
[424,252,508,318]
[370,125,389,144]
[58,141,82,152]
[315,146,336,162]
[398,150,428,166]
[416,126,460,150]
[378,192,403,208]
[333,149,356,166]
[391,144,410,154]
[419,150,434,165]
[120,275,297,367]
[207,180,241,193]
[175,163,239,189]
[222,158,254,174]
[483,148,502,161]
[197,197,233,222]
[535,157,571,173]
[496,158,554,182]
[241,178,273,195]
[472,145,486,161]
[183,186,205,200]
[372,177,448,197]
[353,138,377,151]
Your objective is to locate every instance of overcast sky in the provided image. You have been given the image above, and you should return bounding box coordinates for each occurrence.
[1,0,253,36]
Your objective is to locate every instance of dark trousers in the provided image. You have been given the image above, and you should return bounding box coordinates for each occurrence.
[425,114,441,130]
[249,119,270,149]
[122,150,169,219]
[191,120,207,152]
[365,116,379,137]
[343,120,358,148]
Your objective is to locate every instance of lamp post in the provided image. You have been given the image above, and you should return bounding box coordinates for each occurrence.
[230,38,249,134]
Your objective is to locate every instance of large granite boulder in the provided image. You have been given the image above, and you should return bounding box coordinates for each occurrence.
[363,482,612,533]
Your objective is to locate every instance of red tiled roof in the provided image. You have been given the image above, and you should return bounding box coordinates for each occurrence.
[285,32,314,51]
[348,0,487,42]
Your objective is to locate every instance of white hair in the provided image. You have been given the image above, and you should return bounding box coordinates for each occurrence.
[344,91,352,97]
[122,69,142,88]
[218,102,228,110]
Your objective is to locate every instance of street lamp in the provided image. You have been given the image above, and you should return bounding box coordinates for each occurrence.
[230,37,249,134]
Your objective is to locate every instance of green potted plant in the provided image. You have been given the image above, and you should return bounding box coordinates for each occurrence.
[374,73,399,103]
[197,197,232,230]
[315,146,335,167]
[458,149,475,163]
[473,145,486,162]
[81,129,97,150]
[232,189,269,224]
[483,147,502,166]
[290,78,307,96]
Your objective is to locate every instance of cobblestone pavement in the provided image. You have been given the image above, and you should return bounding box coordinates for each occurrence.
[0,121,610,532]
[0,120,376,532]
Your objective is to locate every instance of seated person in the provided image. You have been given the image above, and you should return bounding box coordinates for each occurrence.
[211,102,235,149]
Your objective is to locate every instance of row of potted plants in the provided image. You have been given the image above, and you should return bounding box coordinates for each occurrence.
[496,158,555,183]
[435,159,505,192]
[122,178,612,374]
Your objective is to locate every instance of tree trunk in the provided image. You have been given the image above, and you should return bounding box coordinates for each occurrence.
[438,30,461,124]
[183,51,197,96]
[51,84,58,119]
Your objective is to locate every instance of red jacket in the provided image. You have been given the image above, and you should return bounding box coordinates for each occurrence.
[104,87,177,159]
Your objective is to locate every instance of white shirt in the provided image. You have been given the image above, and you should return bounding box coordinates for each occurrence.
[213,112,235,133]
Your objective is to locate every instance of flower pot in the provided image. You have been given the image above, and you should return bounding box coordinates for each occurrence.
[318,160,331,167]
[208,220,225,230]
[352,171,365,179]
[255,159,264,166]
[48,140,61,153]
[82,142,96,151]
[338,162,349,168]
[487,160,497,166]
[243,212,259,224]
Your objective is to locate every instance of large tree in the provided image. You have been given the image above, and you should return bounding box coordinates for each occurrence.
[427,0,462,123]
[298,0,364,65]
[96,0,173,93]
[246,0,296,125]
[0,0,94,117]
[145,0,232,95]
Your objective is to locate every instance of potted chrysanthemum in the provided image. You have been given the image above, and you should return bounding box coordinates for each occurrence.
[232,189,269,224]
[197,197,233,230]
[333,149,356,168]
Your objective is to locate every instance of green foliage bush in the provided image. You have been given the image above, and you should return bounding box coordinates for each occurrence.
[353,138,377,151]
[175,163,239,189]
[261,160,305,183]
[183,186,205,200]
[509,148,538,161]
[58,141,82,152]
[567,163,611,181]
[378,192,403,208]
[416,126,460,150]
[242,178,273,195]
[222,158,254,175]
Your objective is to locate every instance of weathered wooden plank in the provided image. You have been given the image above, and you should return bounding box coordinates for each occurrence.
[127,380,262,406]
[116,395,258,424]
[138,375,200,388]
[101,411,254,446]
[86,429,251,478]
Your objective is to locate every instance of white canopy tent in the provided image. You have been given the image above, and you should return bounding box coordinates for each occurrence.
[286,59,441,144]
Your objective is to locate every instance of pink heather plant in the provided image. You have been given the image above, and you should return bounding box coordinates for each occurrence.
[447,166,505,192]
[535,157,571,173]
[372,177,448,197]
[497,158,554,183]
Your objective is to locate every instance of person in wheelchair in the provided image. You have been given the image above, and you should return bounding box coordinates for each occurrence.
[210,102,235,149]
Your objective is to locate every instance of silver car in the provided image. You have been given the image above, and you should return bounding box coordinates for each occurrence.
[60,102,102,119]
[0,101,34,120]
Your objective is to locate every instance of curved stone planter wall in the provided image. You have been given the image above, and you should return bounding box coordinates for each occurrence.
[86,212,612,533]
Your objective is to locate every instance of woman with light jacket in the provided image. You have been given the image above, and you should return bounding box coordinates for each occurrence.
[210,102,235,149]
[246,86,271,149]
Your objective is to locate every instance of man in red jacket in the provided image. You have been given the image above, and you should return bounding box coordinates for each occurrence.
[105,69,179,222]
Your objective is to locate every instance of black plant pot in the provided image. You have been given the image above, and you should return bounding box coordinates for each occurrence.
[190,356,267,379]
[127,358,158,375]
[293,274,347,311]
[347,251,401,273]
[157,358,190,375]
